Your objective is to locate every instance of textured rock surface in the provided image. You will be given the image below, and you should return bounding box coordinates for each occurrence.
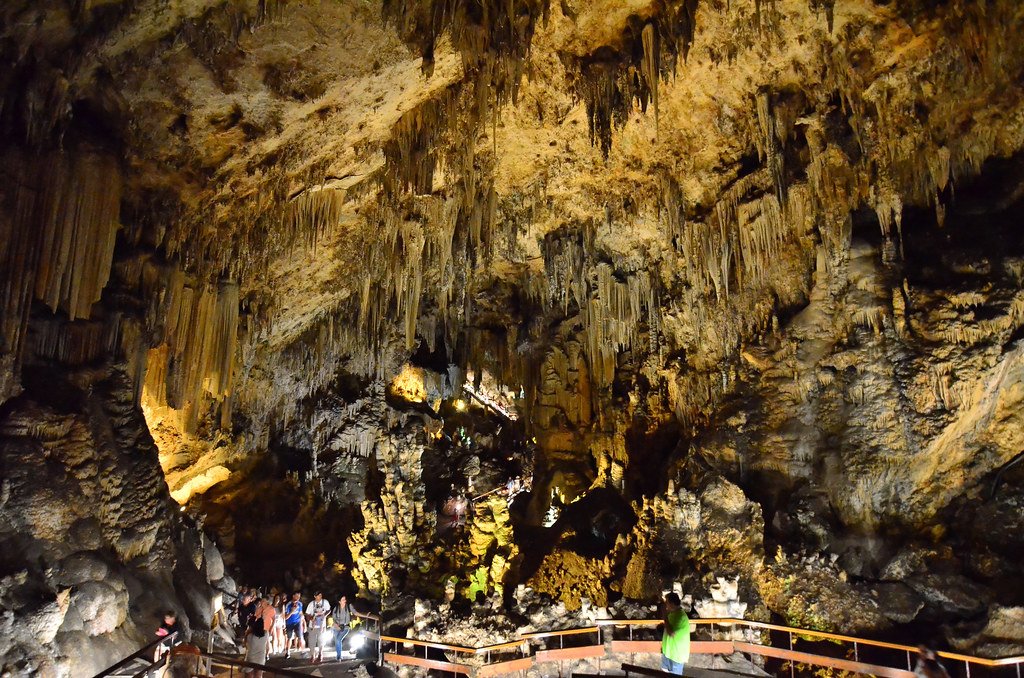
[0,366,227,675]
[3,0,1024,669]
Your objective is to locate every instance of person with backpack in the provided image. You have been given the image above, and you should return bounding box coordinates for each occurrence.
[243,594,275,677]
[305,591,331,663]
[332,595,352,660]
[283,591,304,659]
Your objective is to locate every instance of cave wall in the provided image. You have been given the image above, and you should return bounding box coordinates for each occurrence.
[2,0,1024,669]
[0,364,228,675]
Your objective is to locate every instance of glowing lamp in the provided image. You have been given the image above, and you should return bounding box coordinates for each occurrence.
[349,631,366,650]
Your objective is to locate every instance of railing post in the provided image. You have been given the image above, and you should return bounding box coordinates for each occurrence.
[789,631,795,678]
[965,660,971,678]
[906,650,912,671]
[853,641,858,663]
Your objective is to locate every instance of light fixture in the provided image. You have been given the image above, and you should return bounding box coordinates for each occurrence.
[349,631,366,650]
[454,399,467,411]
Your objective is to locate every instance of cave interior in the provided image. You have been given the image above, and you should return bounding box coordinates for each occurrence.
[2,0,1024,674]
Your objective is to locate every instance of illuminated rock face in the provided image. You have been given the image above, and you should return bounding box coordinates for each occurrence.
[3,0,1024,672]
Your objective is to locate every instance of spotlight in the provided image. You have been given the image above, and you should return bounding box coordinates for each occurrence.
[349,631,366,650]
[454,399,467,411]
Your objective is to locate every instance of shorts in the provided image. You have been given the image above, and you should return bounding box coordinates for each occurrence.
[286,622,302,639]
[308,627,325,649]
[661,655,685,675]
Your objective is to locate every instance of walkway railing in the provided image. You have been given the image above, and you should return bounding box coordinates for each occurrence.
[93,632,179,678]
[380,618,1024,678]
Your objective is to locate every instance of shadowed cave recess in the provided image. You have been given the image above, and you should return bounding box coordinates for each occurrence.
[3,0,1024,675]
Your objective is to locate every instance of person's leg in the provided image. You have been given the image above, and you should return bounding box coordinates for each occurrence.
[661,656,684,675]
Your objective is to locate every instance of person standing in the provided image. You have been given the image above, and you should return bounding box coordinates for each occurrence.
[238,591,257,642]
[305,591,331,663]
[272,594,287,655]
[153,611,182,661]
[332,595,352,660]
[243,594,275,678]
[660,592,690,675]
[283,592,304,658]
[914,646,952,678]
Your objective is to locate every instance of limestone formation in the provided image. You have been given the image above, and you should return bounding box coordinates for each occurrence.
[3,0,1024,673]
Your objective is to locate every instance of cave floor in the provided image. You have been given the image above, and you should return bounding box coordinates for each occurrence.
[217,654,367,677]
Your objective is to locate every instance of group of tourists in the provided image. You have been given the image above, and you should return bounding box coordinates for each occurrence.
[234,588,356,673]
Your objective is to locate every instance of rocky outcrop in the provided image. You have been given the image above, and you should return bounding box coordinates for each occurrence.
[0,366,228,676]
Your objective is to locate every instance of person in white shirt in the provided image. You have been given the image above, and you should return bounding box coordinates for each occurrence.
[305,591,331,663]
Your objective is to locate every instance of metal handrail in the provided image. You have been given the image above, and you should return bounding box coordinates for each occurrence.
[521,627,601,639]
[690,618,1024,668]
[380,634,478,654]
[93,632,178,678]
[382,617,1024,675]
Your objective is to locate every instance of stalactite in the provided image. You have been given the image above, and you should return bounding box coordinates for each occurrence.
[571,0,699,156]
[382,0,548,99]
[282,188,346,252]
[641,23,660,131]
[0,151,121,386]
[659,174,686,243]
[141,265,239,433]
[808,0,835,33]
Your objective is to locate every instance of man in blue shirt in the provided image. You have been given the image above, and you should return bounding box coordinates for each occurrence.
[284,592,304,658]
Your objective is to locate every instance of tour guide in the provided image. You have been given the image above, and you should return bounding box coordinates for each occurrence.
[661,592,691,675]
